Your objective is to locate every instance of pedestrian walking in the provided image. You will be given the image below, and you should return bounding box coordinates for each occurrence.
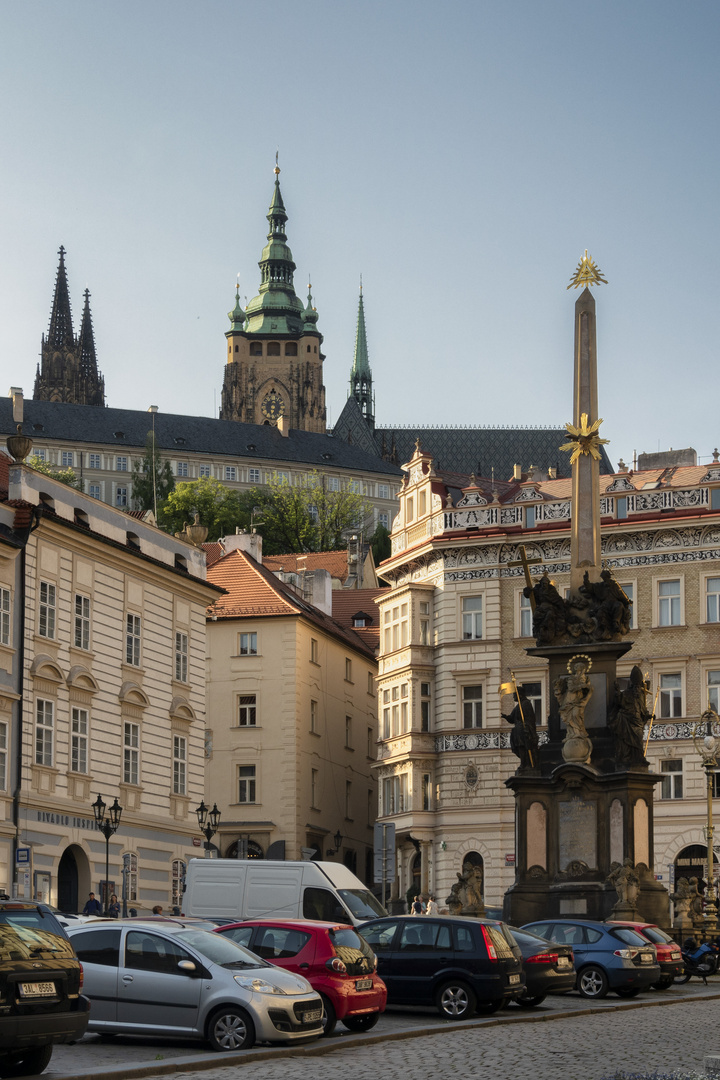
[107,893,120,918]
[425,894,440,915]
[411,895,423,915]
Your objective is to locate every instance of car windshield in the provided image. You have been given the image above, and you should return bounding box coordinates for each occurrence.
[175,929,267,969]
[507,926,550,948]
[0,910,73,957]
[638,925,673,945]
[337,890,386,919]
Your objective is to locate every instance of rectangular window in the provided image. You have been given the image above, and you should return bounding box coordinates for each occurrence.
[74,594,90,650]
[401,683,409,732]
[327,477,340,492]
[658,579,681,626]
[238,695,257,727]
[463,685,483,729]
[89,453,102,469]
[115,486,128,507]
[172,860,186,908]
[71,707,88,774]
[225,466,237,482]
[619,582,635,628]
[367,726,373,757]
[88,483,101,500]
[462,596,483,640]
[345,658,352,682]
[39,581,56,640]
[0,721,7,790]
[421,682,431,731]
[34,449,46,462]
[239,632,257,656]
[382,705,390,739]
[382,774,408,815]
[116,456,128,471]
[406,496,414,521]
[175,631,188,682]
[248,468,261,483]
[345,716,352,748]
[310,638,318,663]
[238,765,256,803]
[422,773,431,811]
[0,588,10,646]
[378,511,389,529]
[616,496,628,519]
[176,462,188,477]
[707,670,720,713]
[659,673,682,718]
[126,614,141,666]
[199,464,211,478]
[61,450,74,468]
[418,490,427,516]
[345,780,352,819]
[712,488,720,511]
[707,578,720,623]
[173,735,187,795]
[520,681,543,724]
[525,506,536,529]
[367,671,374,694]
[385,604,409,652]
[519,592,532,637]
[310,699,318,733]
[311,768,318,807]
[123,722,139,785]
[35,699,54,767]
[378,484,390,500]
[660,759,683,799]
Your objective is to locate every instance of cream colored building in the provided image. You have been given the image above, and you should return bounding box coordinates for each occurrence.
[205,534,379,880]
[2,459,218,911]
[375,444,720,912]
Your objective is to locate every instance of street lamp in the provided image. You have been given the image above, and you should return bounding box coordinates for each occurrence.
[92,794,122,915]
[195,800,221,858]
[693,709,720,933]
[326,829,343,858]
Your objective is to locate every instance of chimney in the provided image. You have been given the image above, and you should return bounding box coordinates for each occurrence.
[513,464,522,481]
[303,569,332,615]
[220,529,263,563]
[277,414,289,437]
[9,388,23,424]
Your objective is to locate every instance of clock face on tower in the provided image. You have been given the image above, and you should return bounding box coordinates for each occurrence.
[261,390,285,423]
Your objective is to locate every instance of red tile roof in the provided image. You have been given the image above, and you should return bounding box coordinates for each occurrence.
[331,588,389,654]
[263,550,350,582]
[202,542,225,568]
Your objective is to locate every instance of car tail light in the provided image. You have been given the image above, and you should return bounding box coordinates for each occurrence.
[78,962,84,990]
[326,957,347,974]
[373,954,378,972]
[613,949,637,959]
[481,925,498,961]
[525,952,558,964]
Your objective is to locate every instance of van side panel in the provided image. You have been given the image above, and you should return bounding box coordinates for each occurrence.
[244,866,304,919]
[184,863,246,919]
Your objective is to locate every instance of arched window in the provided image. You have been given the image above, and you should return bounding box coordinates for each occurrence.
[172,859,186,909]
[285,343,298,356]
[267,342,281,356]
[250,342,263,356]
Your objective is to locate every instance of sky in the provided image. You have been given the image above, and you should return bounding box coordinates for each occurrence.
[0,0,717,471]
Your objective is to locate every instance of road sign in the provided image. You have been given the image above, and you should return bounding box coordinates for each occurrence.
[373,822,395,884]
[15,847,30,867]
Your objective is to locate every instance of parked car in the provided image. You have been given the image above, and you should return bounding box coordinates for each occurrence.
[504,926,576,1006]
[0,900,89,1077]
[605,921,684,989]
[522,918,661,999]
[67,919,323,1050]
[357,915,524,1019]
[215,919,386,1035]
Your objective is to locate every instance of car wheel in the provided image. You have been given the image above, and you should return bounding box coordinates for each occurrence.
[577,965,609,999]
[615,987,640,998]
[207,1007,255,1052]
[516,994,547,1008]
[435,980,477,1020]
[321,995,337,1036]
[0,1045,53,1077]
[652,977,673,991]
[342,1012,380,1032]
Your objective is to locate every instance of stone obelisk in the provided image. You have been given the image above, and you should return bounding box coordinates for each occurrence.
[570,288,602,593]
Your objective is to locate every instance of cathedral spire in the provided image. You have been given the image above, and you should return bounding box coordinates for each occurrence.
[78,290,98,378]
[46,246,75,349]
[349,280,374,429]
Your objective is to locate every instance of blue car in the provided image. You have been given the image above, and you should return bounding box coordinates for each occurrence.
[521,918,661,1000]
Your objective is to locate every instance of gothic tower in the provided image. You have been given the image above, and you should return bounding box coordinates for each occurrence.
[220,165,326,432]
[34,247,105,406]
[349,282,374,430]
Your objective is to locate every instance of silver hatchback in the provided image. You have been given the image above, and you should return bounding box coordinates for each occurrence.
[67,920,323,1050]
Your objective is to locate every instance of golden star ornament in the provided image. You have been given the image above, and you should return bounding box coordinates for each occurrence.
[559,413,610,465]
[567,250,608,290]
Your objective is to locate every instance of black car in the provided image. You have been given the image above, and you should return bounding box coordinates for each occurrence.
[0,901,89,1076]
[357,915,524,1019]
[504,926,576,1006]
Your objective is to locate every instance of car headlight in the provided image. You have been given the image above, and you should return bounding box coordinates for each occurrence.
[233,976,286,995]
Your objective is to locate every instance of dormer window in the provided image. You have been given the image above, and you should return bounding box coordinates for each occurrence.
[74,508,89,528]
[126,532,140,550]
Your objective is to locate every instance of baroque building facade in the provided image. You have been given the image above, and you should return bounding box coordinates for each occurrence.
[374,442,720,913]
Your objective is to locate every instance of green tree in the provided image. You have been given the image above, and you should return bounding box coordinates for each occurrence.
[159,477,261,542]
[369,522,391,565]
[27,454,83,490]
[257,471,372,554]
[131,432,175,514]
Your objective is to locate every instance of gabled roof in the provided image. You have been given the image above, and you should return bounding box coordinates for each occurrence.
[331,588,388,654]
[263,550,349,583]
[206,549,376,660]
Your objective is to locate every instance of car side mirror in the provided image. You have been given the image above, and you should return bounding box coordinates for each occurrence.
[178,960,197,975]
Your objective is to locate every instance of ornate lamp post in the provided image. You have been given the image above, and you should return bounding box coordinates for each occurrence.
[92,794,122,915]
[195,800,221,858]
[693,709,720,933]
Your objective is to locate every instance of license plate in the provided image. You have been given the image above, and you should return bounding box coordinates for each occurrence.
[355,978,373,990]
[303,1009,322,1023]
[509,974,521,985]
[18,982,55,997]
[671,953,681,961]
[557,956,571,968]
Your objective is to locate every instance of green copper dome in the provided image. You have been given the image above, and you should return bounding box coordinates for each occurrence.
[227,286,246,332]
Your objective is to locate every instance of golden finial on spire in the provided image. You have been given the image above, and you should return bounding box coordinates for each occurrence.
[567,249,608,290]
[274,149,280,176]
[559,413,611,464]
[359,274,363,295]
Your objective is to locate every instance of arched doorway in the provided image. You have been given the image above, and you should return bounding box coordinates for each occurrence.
[675,844,719,889]
[225,839,264,859]
[57,845,91,914]
[462,851,484,900]
[410,852,421,897]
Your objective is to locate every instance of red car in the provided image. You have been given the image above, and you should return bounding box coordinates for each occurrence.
[215,919,387,1035]
[606,921,684,989]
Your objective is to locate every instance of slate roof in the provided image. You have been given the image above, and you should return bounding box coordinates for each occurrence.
[0,398,403,478]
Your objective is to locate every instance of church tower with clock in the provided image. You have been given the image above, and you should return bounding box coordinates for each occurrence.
[220,164,326,432]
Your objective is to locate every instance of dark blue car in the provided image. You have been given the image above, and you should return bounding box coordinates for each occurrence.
[522,918,661,999]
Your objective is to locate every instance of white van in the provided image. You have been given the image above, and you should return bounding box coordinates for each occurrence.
[182,859,387,926]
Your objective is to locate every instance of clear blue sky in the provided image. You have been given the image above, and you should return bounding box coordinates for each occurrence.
[0,0,717,470]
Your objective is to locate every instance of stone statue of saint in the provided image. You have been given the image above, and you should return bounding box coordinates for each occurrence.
[524,572,567,645]
[609,666,650,766]
[445,864,485,915]
[501,685,539,772]
[688,877,705,926]
[671,877,694,932]
[579,569,632,640]
[607,858,639,911]
[554,656,593,763]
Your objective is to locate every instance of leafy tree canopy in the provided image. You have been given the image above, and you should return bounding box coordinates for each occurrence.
[27,454,83,490]
[256,471,373,555]
[131,432,175,513]
[369,522,391,565]
[158,477,260,542]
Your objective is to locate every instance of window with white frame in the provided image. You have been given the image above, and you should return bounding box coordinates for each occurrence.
[176,462,188,477]
[707,578,720,623]
[400,683,409,732]
[0,721,7,790]
[88,483,101,500]
[382,689,390,739]
[0,588,10,646]
[383,603,409,652]
[327,477,340,492]
[463,685,483,728]
[706,670,720,713]
[173,735,187,795]
[126,614,141,666]
[659,673,682,718]
[462,596,483,640]
[660,759,683,799]
[225,466,237,482]
[378,484,390,500]
[175,631,188,682]
[71,707,88,773]
[123,722,139,785]
[35,699,53,766]
[74,594,90,650]
[89,453,102,469]
[420,682,431,731]
[116,456,128,471]
[274,471,290,484]
[115,486,128,507]
[124,852,138,902]
[61,450,74,467]
[199,464,211,478]
[519,592,532,637]
[378,511,389,529]
[172,860,186,908]
[248,468,261,483]
[38,581,56,639]
[34,449,46,462]
[419,600,430,645]
[658,579,681,626]
[382,773,408,815]
[239,632,257,656]
[238,765,256,803]
[238,695,257,727]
